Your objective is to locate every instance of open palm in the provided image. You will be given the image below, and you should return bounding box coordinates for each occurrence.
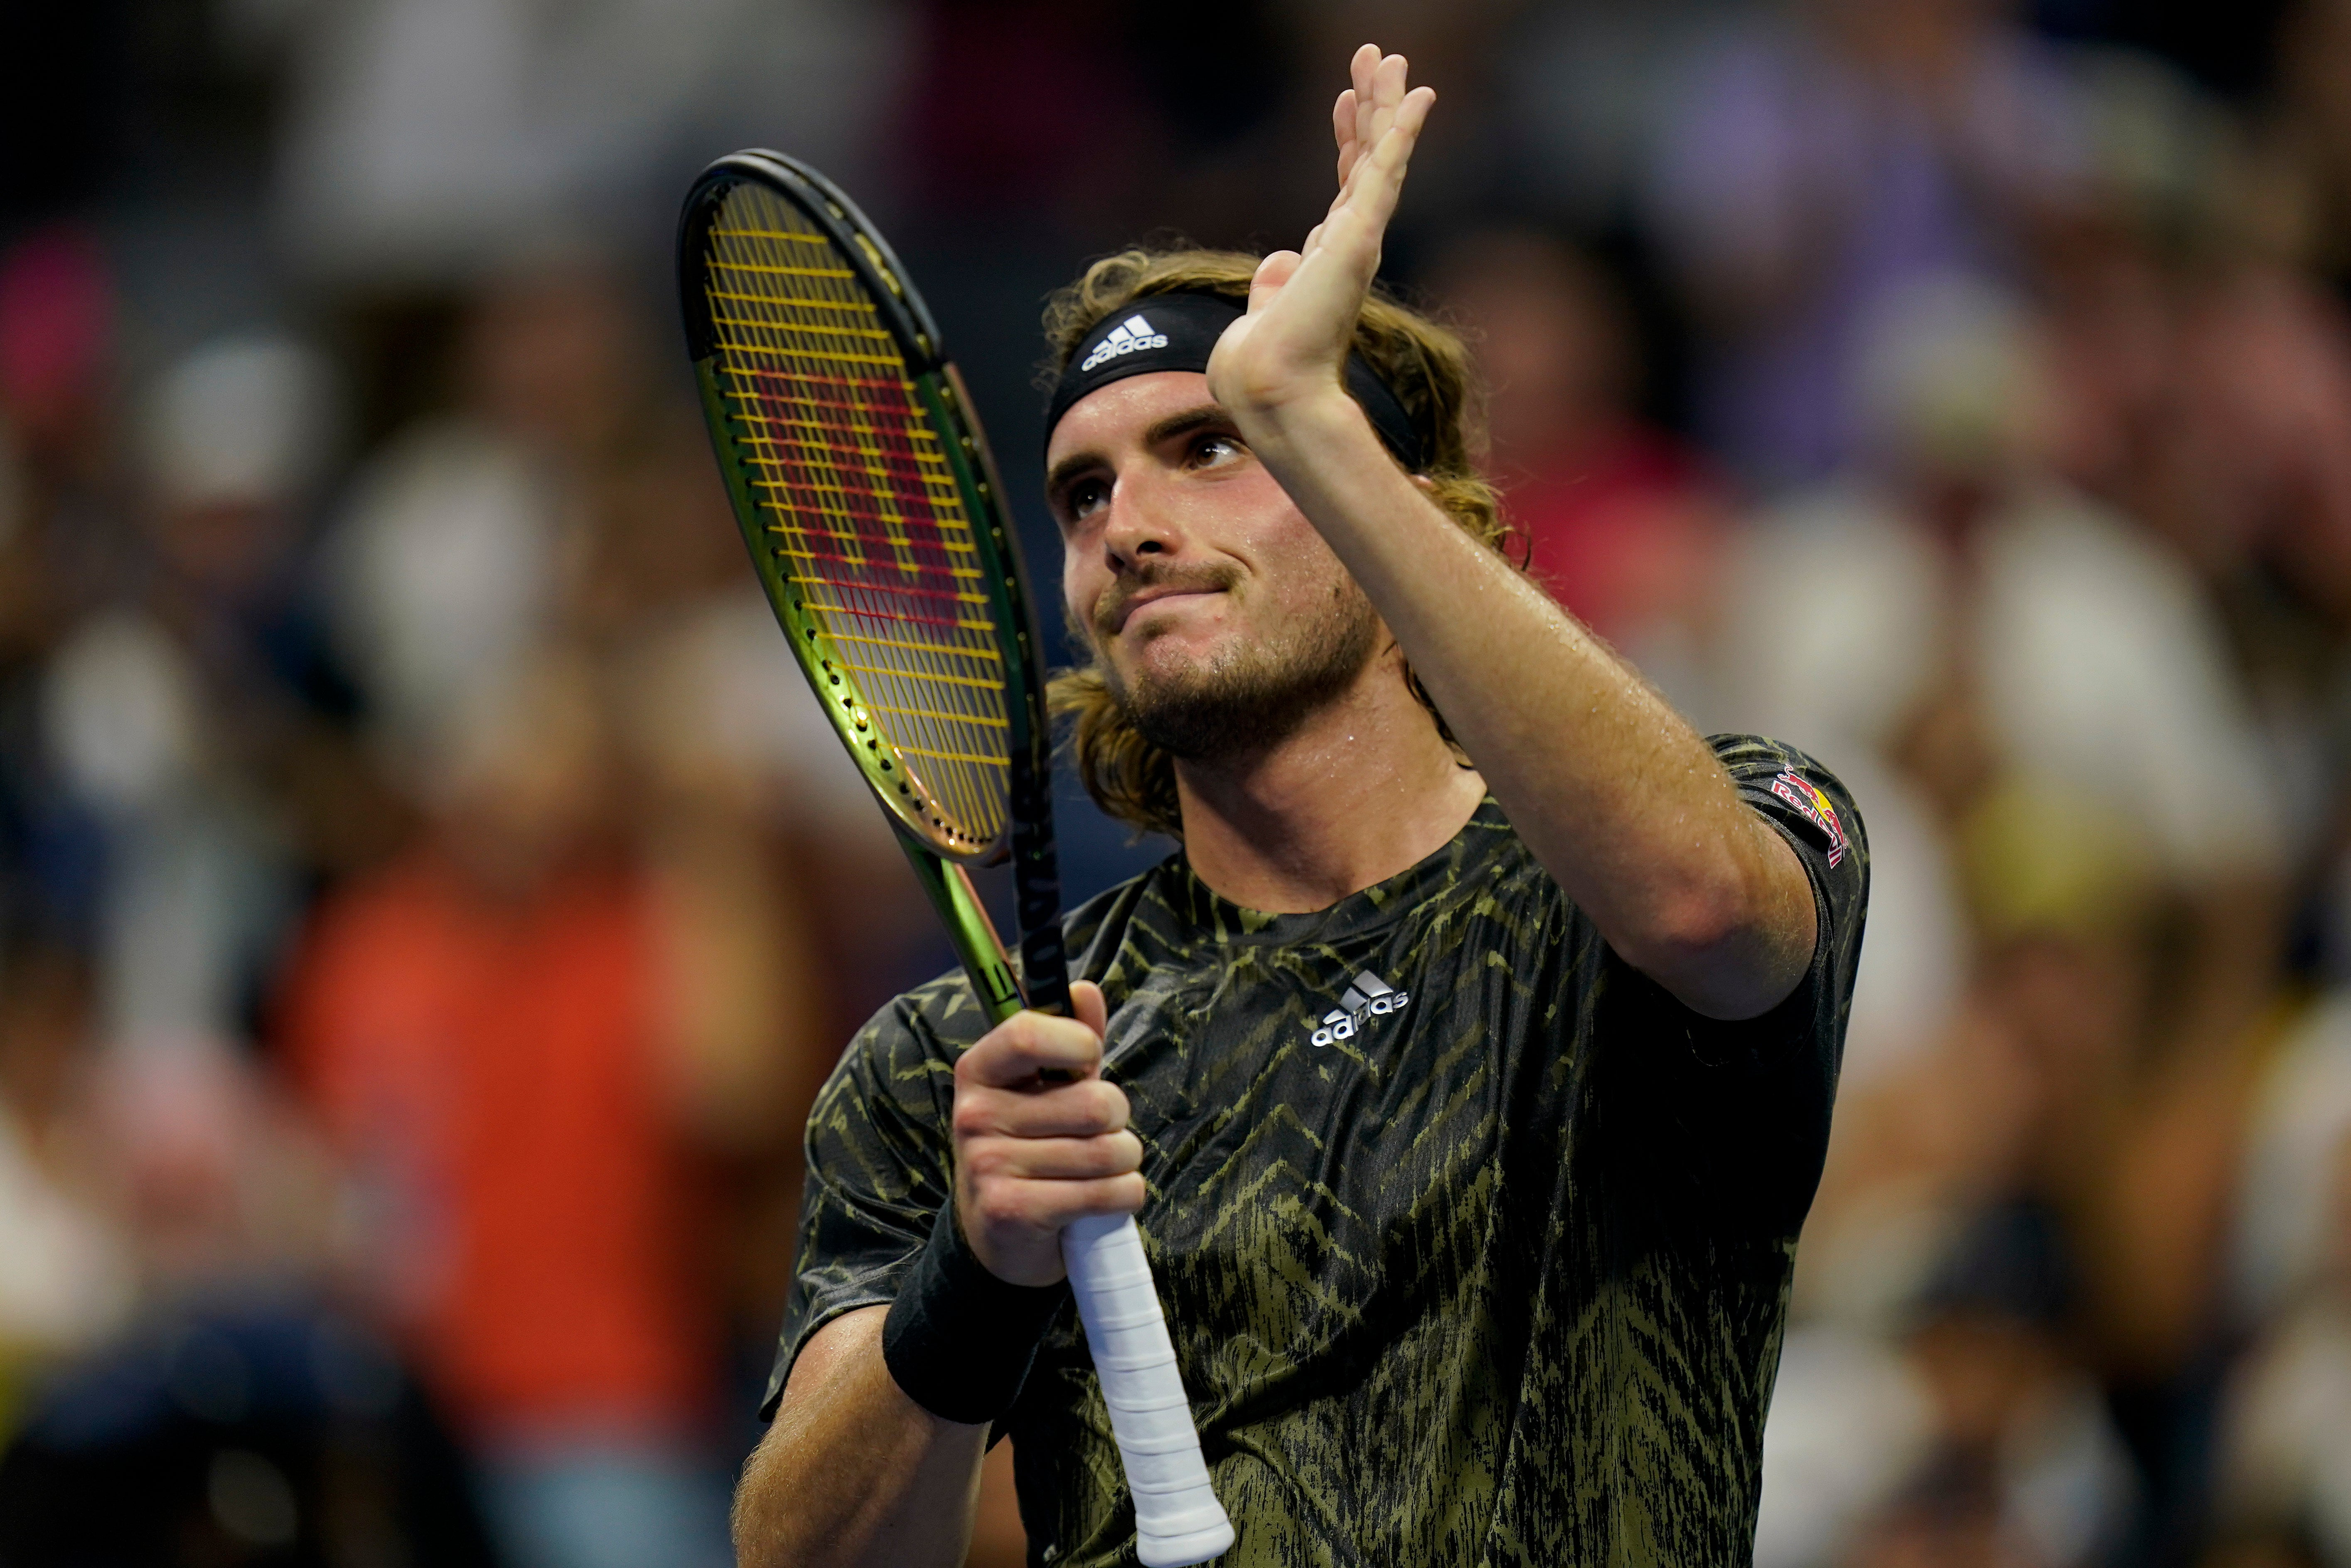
[1206,46,1436,427]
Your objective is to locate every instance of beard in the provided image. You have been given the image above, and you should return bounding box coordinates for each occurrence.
[1093,569,1382,763]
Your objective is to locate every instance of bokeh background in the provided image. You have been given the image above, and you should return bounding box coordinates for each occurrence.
[2,1,2349,1566]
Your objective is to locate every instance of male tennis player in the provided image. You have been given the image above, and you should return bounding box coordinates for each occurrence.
[735,46,1866,1568]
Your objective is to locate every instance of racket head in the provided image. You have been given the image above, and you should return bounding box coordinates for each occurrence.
[677,151,1053,866]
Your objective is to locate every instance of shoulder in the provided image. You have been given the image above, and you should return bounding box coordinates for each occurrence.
[1709,734,1869,954]
[1712,735,1864,853]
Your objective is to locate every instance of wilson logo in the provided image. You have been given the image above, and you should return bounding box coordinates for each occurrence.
[1309,970,1411,1047]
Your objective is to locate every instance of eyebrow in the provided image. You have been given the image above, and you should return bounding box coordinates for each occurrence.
[1043,402,1232,498]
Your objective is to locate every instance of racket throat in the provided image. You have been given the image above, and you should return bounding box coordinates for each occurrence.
[893,827,1026,1023]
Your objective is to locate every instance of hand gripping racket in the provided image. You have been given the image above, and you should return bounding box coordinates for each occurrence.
[678,152,1234,1568]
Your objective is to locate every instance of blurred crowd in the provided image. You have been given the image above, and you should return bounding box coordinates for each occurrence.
[3,2,2351,1567]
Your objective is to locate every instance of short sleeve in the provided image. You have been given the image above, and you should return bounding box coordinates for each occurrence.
[1588,735,1870,1241]
[1714,733,1870,1045]
[759,973,985,1419]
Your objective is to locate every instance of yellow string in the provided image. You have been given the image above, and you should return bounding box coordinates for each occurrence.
[702,181,1014,847]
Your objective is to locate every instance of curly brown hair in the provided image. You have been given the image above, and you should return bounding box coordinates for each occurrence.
[1041,248,1515,839]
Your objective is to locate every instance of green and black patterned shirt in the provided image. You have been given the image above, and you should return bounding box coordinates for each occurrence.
[767,735,1867,1567]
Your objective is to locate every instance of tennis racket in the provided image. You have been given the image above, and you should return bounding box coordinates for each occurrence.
[677,151,1234,1568]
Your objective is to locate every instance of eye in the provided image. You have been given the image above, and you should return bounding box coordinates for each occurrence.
[1061,475,1111,523]
[1188,432,1244,469]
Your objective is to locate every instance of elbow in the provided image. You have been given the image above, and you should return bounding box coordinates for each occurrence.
[1586,813,1818,1019]
[1610,865,1811,1021]
[1615,882,1758,977]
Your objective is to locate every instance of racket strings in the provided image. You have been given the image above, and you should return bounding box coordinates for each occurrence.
[702,183,1012,848]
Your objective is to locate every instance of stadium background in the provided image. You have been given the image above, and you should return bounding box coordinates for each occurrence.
[2,1,2351,1566]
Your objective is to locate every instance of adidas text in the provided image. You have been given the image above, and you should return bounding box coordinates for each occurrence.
[1309,970,1412,1047]
[1079,314,1168,372]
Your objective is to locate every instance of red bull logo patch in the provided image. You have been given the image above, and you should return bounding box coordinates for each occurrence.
[1770,771,1849,868]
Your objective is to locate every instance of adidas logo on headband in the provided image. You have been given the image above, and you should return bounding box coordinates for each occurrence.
[1043,289,1429,473]
[1079,314,1170,373]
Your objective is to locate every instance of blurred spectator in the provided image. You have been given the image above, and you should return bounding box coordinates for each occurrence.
[1766,1203,2137,1568]
[280,646,748,1568]
[271,0,911,289]
[325,258,629,778]
[1719,275,2284,1071]
[0,1297,498,1567]
[0,226,114,508]
[2262,0,2351,309]
[0,229,129,955]
[0,944,133,1423]
[1730,276,2300,1566]
[2213,994,2351,1567]
[0,939,496,1565]
[2031,50,2351,976]
[1428,228,1731,721]
[1644,0,2090,487]
[39,333,357,1049]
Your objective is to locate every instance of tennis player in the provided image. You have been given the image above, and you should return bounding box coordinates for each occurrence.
[735,46,1867,1568]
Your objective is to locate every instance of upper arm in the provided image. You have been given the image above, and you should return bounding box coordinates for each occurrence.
[1704,814,1820,1021]
[1591,744,1868,1236]
[1619,779,1822,1023]
[776,1303,891,1421]
[1665,738,1867,1022]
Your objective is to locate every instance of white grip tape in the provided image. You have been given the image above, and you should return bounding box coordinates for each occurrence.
[1062,1213,1235,1567]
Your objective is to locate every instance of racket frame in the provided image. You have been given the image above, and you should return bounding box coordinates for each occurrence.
[679,150,1066,1015]
[680,151,1234,1566]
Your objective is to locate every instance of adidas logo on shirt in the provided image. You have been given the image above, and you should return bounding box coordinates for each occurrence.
[1308,970,1412,1047]
[1078,314,1170,372]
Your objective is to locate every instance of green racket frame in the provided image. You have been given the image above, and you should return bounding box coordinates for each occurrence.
[677,150,1068,1021]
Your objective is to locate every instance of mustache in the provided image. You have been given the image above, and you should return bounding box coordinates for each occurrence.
[1090,563,1242,639]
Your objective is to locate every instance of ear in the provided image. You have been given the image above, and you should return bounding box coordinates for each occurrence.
[1410,473,1437,494]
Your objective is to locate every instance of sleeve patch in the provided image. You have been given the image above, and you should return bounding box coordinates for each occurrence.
[1770,770,1849,867]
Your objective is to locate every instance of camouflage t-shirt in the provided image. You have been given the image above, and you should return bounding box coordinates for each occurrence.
[767,735,1867,1567]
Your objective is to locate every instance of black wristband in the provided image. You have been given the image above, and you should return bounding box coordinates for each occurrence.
[882,1197,1067,1425]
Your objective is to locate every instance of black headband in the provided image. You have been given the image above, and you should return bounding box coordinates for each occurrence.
[1042,291,1428,472]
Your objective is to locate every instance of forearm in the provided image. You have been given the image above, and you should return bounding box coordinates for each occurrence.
[734,1307,987,1568]
[1243,396,1812,1015]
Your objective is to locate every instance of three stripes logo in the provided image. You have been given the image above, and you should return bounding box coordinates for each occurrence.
[1078,314,1170,373]
[1308,970,1412,1048]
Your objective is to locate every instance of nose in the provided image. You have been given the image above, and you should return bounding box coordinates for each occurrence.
[1099,467,1181,573]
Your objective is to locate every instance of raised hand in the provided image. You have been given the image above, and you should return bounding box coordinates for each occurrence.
[1207,45,1436,430]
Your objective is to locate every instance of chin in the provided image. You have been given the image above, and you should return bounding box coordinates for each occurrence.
[1122,623,1236,681]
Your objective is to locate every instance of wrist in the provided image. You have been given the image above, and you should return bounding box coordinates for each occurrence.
[882,1196,1067,1425]
[1232,383,1370,457]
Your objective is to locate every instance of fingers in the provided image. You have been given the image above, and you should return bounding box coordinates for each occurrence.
[960,1173,1146,1246]
[1070,978,1108,1039]
[1362,86,1436,193]
[951,994,1144,1284]
[1330,81,1435,247]
[1332,50,1427,209]
[1249,249,1301,313]
[955,1072,1131,1142]
[959,1005,1103,1088]
[961,1128,1144,1184]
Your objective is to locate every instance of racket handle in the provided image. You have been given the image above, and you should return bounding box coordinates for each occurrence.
[1062,1213,1233,1567]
